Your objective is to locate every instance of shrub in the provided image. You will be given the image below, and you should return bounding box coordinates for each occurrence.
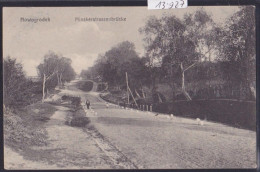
[61,95,69,100]
[3,57,41,107]
[70,117,90,127]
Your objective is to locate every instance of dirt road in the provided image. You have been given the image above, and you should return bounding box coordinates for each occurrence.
[4,101,115,169]
[63,80,256,169]
[5,79,256,169]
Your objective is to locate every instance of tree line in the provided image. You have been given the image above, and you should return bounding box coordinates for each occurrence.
[80,7,256,102]
[4,51,76,107]
[3,6,255,108]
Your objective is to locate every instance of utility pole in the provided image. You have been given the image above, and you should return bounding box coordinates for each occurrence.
[126,72,129,104]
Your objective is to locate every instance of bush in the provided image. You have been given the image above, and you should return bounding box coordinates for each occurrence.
[153,99,256,130]
[61,96,81,106]
[3,57,42,107]
[61,95,69,100]
[70,117,90,127]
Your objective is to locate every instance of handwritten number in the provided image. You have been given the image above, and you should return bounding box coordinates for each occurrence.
[155,2,161,8]
[155,1,165,9]
[175,1,179,8]
[169,2,174,9]
[180,0,184,7]
[154,0,185,9]
[161,2,165,9]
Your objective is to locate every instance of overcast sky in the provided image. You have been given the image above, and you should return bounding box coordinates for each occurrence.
[3,6,239,76]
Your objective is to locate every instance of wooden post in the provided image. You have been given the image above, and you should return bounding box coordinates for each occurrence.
[128,87,138,108]
[150,105,152,112]
[126,72,129,104]
[146,105,148,111]
[56,73,60,86]
[42,74,46,102]
[181,62,193,101]
[142,88,146,98]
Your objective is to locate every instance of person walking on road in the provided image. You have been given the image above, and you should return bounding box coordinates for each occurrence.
[86,99,90,109]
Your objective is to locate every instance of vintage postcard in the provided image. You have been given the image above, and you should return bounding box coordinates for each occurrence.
[3,6,256,169]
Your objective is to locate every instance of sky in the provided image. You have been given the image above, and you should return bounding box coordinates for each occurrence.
[3,6,239,76]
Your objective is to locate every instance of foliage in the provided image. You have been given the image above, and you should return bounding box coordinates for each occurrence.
[81,7,256,102]
[37,51,76,91]
[139,7,255,101]
[140,9,217,100]
[70,117,90,127]
[3,57,39,107]
[84,41,150,91]
[217,6,256,99]
[80,70,91,80]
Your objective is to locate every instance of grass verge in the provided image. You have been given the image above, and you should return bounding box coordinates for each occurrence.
[4,102,57,151]
[61,96,91,128]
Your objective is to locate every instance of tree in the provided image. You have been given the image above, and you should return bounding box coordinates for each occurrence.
[80,70,91,80]
[90,41,141,89]
[82,41,151,103]
[140,9,216,101]
[56,57,76,86]
[3,57,31,106]
[217,6,255,100]
[37,51,76,101]
[183,9,221,62]
[126,57,150,92]
[37,52,59,101]
[105,41,140,87]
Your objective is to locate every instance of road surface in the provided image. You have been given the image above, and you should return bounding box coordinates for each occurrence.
[61,80,256,169]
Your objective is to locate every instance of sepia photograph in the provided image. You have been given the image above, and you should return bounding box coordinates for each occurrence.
[3,6,256,169]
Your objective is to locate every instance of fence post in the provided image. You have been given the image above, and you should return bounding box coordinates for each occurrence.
[150,105,152,112]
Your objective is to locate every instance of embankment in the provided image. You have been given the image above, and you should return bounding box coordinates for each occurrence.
[153,99,256,131]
